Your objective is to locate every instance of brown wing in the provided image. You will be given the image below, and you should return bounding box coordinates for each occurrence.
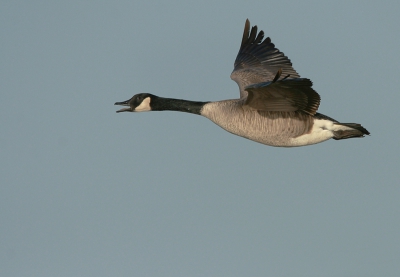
[244,71,320,116]
[231,19,300,98]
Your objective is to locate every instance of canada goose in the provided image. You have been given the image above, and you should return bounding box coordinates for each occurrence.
[115,19,370,147]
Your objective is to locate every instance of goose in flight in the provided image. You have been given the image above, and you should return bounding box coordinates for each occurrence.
[115,19,369,147]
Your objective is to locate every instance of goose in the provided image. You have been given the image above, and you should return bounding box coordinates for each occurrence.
[115,19,370,147]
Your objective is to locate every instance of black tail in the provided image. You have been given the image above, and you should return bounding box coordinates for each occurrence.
[332,123,370,140]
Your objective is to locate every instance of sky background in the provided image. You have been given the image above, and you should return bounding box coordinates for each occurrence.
[1,1,399,276]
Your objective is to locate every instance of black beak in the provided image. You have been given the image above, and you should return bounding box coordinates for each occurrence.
[115,100,132,113]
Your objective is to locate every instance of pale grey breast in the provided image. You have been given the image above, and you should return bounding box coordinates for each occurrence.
[201,100,314,147]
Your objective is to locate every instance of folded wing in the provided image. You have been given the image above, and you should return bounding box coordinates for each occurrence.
[244,70,320,115]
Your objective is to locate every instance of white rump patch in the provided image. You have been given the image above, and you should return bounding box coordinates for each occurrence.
[134,97,151,112]
[289,119,335,146]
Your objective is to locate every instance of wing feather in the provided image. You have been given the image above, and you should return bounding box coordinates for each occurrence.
[231,19,300,98]
[244,76,321,115]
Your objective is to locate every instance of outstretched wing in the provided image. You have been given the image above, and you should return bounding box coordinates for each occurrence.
[231,19,300,98]
[244,70,320,115]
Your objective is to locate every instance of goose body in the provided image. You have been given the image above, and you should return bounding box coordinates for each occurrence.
[116,20,369,147]
[201,101,333,147]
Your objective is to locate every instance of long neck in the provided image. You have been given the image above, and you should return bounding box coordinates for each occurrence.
[151,96,209,115]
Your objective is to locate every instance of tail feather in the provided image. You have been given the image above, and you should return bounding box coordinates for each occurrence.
[332,123,370,140]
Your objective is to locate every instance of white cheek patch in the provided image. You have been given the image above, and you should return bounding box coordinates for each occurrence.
[134,97,151,112]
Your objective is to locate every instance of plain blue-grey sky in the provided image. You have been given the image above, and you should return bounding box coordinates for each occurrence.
[1,1,399,276]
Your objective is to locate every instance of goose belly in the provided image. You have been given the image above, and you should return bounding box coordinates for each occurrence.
[201,102,333,147]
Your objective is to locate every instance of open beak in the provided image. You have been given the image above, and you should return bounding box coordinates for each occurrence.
[115,100,132,113]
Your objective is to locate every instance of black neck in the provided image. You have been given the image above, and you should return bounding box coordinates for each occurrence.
[151,96,209,115]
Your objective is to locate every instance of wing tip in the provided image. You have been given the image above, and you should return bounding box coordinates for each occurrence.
[242,19,265,46]
[242,19,251,44]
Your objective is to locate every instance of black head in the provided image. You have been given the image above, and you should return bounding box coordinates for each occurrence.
[115,93,155,113]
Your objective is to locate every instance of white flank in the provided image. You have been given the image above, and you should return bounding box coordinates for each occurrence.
[289,119,334,146]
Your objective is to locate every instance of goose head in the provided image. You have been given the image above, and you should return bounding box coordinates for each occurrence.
[115,93,155,113]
